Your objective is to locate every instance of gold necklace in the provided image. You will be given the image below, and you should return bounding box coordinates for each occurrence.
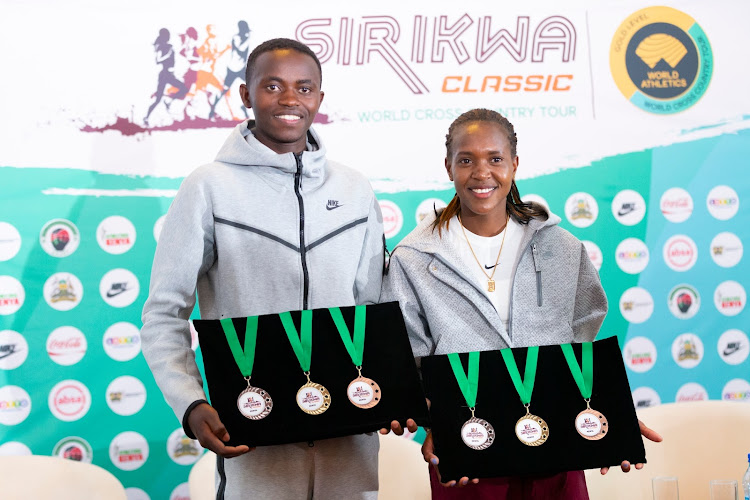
[458,214,509,292]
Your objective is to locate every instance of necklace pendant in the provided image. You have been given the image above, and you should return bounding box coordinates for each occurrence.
[487,279,496,292]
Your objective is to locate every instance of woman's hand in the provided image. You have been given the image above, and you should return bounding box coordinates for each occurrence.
[422,431,480,487]
[600,419,663,474]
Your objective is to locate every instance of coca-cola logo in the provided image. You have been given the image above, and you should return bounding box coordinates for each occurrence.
[47,327,87,366]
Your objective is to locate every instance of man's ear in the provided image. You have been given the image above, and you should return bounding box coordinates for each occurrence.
[239,83,252,108]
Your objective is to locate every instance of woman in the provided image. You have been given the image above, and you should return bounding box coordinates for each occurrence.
[381,109,659,499]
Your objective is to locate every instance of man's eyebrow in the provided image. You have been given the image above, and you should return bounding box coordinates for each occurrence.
[262,76,316,86]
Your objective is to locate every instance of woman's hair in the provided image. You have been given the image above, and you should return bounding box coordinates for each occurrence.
[433,108,548,234]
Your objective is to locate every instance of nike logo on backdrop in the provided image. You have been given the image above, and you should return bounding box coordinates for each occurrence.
[326,200,343,211]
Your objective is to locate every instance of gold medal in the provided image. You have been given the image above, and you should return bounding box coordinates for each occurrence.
[296,372,331,415]
[237,378,273,420]
[575,400,608,440]
[461,408,495,450]
[347,369,381,409]
[514,405,549,446]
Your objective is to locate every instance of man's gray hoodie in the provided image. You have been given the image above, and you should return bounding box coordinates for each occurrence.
[141,121,383,498]
[381,209,607,357]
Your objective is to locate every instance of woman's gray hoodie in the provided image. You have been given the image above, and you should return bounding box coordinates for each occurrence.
[381,209,607,357]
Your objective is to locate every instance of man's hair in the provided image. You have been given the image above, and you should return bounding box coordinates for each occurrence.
[245,38,322,87]
[434,108,548,234]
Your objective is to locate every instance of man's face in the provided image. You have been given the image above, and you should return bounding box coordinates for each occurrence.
[240,49,324,155]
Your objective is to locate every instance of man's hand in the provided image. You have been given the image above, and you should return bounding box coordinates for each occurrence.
[422,431,479,488]
[379,418,418,436]
[188,403,253,458]
[600,419,663,475]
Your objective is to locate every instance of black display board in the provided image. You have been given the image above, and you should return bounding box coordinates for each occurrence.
[420,337,645,480]
[193,301,430,447]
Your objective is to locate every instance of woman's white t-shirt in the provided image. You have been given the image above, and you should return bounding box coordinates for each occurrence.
[445,215,525,330]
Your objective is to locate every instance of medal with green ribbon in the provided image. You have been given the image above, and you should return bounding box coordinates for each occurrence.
[280,310,331,415]
[330,306,381,409]
[220,316,273,420]
[501,346,549,446]
[561,342,608,440]
[448,352,495,450]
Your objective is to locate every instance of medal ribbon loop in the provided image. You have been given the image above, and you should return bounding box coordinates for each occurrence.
[329,306,366,367]
[220,316,258,378]
[279,310,313,372]
[447,352,480,409]
[500,346,539,405]
[560,342,594,399]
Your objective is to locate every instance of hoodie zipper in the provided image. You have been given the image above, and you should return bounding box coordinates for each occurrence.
[531,242,543,306]
[294,153,310,310]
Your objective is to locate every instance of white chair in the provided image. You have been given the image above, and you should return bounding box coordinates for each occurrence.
[0,455,127,500]
[188,433,431,500]
[584,400,750,500]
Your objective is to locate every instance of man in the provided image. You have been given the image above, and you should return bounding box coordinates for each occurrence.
[141,38,385,499]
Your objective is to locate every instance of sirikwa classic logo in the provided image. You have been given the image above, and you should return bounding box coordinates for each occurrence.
[610,6,712,114]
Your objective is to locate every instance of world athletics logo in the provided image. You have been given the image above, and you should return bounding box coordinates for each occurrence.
[609,6,712,114]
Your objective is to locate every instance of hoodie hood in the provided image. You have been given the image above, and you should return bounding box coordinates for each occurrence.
[214,120,328,185]
[397,203,561,256]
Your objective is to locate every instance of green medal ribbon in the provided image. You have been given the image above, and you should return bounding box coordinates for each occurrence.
[329,306,366,367]
[447,352,480,409]
[500,346,539,405]
[279,310,313,372]
[560,343,594,399]
[220,316,259,378]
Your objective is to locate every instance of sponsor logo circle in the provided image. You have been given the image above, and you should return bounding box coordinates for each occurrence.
[660,187,693,223]
[710,232,743,268]
[0,441,32,456]
[671,333,703,369]
[44,272,83,312]
[631,386,661,409]
[521,194,550,213]
[615,238,649,274]
[612,189,646,226]
[153,215,167,243]
[169,483,191,500]
[103,322,142,362]
[706,185,739,221]
[53,436,93,463]
[379,200,404,239]
[619,287,654,324]
[722,378,750,402]
[623,336,657,373]
[106,376,147,416]
[100,269,140,308]
[0,276,25,316]
[47,326,87,366]
[0,330,29,370]
[610,6,712,114]
[125,488,151,500]
[0,222,22,262]
[167,428,203,466]
[714,280,746,316]
[110,431,149,471]
[39,219,80,258]
[48,380,91,422]
[582,241,603,271]
[663,235,697,271]
[676,382,708,402]
[565,192,598,228]
[415,198,448,224]
[667,284,700,319]
[0,385,32,425]
[717,329,749,365]
[97,215,136,255]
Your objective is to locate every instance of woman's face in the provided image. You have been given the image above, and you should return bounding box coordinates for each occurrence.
[445,121,518,222]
